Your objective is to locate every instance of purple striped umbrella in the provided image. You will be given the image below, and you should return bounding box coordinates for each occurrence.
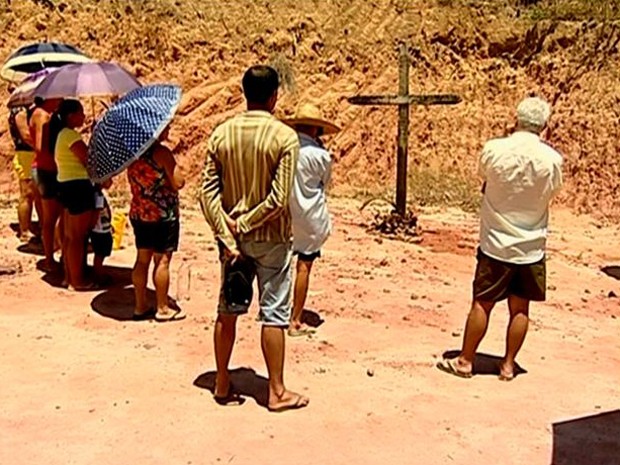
[7,68,56,108]
[35,61,140,100]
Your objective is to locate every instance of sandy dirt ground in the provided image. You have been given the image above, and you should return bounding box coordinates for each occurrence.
[0,198,618,465]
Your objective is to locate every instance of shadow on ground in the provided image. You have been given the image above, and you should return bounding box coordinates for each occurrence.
[552,410,620,465]
[441,350,527,377]
[17,238,44,256]
[601,266,620,280]
[301,309,324,328]
[91,287,151,320]
[38,262,133,290]
[194,367,269,408]
[91,285,181,321]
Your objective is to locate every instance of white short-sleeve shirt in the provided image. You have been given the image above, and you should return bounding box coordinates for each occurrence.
[289,133,332,255]
[478,131,563,264]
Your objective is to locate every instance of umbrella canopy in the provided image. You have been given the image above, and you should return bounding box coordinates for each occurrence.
[7,68,56,108]
[1,42,91,83]
[88,84,182,183]
[35,62,141,100]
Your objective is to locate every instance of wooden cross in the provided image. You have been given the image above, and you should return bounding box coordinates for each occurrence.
[348,42,461,216]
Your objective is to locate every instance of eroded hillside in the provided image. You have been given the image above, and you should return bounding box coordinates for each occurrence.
[1,0,619,216]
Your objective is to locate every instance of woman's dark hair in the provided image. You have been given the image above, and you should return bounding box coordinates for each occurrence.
[48,99,83,154]
[34,96,44,107]
[242,65,279,105]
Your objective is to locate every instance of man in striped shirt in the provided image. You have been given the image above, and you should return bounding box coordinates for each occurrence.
[200,65,309,412]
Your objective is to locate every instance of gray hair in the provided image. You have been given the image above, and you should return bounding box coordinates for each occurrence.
[516,97,551,133]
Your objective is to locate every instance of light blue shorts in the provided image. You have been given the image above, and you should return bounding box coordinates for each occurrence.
[218,241,292,327]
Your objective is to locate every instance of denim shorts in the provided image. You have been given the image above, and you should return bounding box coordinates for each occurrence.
[218,241,292,327]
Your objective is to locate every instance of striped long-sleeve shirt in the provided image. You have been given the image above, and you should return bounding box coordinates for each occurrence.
[200,110,300,251]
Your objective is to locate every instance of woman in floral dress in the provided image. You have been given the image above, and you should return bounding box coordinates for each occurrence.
[128,127,185,321]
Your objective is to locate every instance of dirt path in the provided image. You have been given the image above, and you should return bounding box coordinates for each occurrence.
[0,199,618,465]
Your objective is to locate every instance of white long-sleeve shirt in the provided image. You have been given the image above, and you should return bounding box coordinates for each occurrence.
[479,131,563,264]
[290,133,332,254]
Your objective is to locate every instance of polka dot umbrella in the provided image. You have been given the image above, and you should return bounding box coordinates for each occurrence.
[87,84,182,184]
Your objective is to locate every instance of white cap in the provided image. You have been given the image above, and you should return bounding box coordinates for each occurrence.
[516,97,551,129]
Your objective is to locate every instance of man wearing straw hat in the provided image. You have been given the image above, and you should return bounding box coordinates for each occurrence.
[284,103,340,337]
[201,65,308,412]
[437,96,563,381]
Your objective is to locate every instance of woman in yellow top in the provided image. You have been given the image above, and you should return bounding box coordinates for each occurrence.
[49,100,96,291]
[9,105,42,241]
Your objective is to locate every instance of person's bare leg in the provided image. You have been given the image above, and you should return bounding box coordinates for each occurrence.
[290,259,313,332]
[93,255,105,283]
[17,179,34,241]
[501,295,530,379]
[132,249,152,314]
[41,198,62,270]
[452,299,496,375]
[152,252,184,320]
[31,184,42,237]
[66,211,93,289]
[61,210,70,287]
[262,325,309,411]
[214,313,237,397]
[55,212,64,253]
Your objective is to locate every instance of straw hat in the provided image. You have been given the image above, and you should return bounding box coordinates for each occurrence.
[283,103,341,135]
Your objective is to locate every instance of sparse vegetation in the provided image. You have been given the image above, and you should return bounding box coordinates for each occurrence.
[407,168,481,213]
[523,0,620,21]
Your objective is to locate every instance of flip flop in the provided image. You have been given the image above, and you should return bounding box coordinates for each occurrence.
[267,394,309,413]
[498,361,516,381]
[213,384,245,406]
[154,309,187,322]
[69,282,100,292]
[287,327,316,337]
[436,358,473,379]
[132,307,156,321]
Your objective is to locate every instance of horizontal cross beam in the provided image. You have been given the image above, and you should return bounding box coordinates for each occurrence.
[348,94,461,106]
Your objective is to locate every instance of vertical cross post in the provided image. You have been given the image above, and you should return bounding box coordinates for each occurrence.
[348,44,461,218]
[396,42,409,216]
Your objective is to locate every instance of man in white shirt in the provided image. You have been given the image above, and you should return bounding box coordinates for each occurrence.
[438,97,563,381]
[285,103,340,337]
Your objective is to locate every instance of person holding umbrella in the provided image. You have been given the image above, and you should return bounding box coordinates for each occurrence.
[88,84,185,321]
[31,60,140,274]
[48,99,96,290]
[127,125,185,321]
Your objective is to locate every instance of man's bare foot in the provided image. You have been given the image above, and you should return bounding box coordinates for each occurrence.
[132,307,156,321]
[498,360,515,381]
[39,260,60,273]
[268,390,309,412]
[436,357,473,378]
[68,281,98,292]
[288,323,316,337]
[19,231,34,243]
[154,307,186,322]
[213,377,244,406]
